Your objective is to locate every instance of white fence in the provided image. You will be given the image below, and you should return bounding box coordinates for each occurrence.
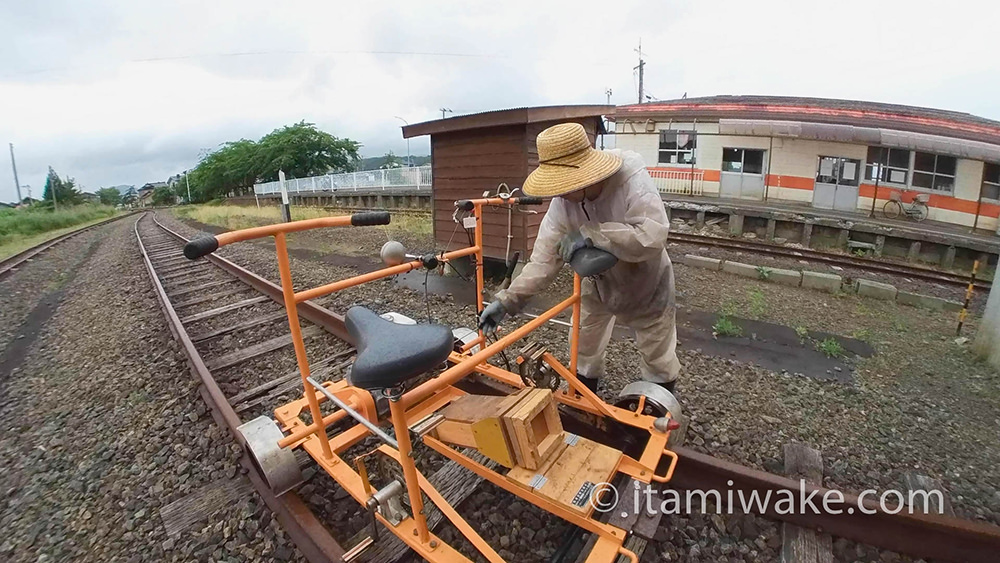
[649,168,704,196]
[254,165,432,196]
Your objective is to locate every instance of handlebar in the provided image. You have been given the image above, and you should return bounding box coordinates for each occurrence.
[183,211,392,260]
[456,195,544,211]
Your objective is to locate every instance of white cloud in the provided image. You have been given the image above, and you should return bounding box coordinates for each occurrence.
[1,0,998,201]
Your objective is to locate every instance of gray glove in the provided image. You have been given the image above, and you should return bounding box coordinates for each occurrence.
[558,230,593,263]
[478,301,507,333]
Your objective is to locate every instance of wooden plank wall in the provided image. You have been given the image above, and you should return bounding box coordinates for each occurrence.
[431,118,602,261]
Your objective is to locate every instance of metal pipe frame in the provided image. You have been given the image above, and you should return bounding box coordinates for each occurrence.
[151,211,1000,563]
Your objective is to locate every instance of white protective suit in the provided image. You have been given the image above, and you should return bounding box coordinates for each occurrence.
[495,149,680,384]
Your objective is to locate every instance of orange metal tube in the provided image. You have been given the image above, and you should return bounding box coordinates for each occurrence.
[402,292,578,408]
[459,335,485,353]
[275,232,334,460]
[216,216,354,247]
[388,398,430,543]
[570,274,582,375]
[276,403,350,449]
[474,203,485,326]
[294,246,480,303]
[377,445,505,563]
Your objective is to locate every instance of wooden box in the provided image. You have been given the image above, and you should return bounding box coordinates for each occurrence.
[432,388,564,470]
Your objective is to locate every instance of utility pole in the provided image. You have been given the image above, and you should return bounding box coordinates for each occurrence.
[394,116,411,166]
[634,39,645,104]
[9,143,22,203]
[185,170,192,203]
[440,108,453,119]
[601,88,613,150]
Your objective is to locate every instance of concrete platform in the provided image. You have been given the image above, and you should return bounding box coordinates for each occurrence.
[664,194,999,271]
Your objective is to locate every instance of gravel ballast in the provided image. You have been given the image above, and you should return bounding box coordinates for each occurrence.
[0,218,305,562]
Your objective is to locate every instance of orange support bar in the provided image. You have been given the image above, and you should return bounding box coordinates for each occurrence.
[216,215,355,246]
[294,246,480,303]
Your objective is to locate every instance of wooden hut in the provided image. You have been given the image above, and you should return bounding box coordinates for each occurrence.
[402,105,613,262]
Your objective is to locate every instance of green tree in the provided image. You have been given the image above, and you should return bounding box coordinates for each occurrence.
[255,121,361,181]
[182,122,361,202]
[379,150,403,169]
[151,186,176,206]
[42,167,81,206]
[96,187,122,206]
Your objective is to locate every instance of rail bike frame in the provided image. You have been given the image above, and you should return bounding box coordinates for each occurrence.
[196,199,679,563]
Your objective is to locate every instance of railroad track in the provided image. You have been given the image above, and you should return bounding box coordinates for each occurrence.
[0,212,136,281]
[668,231,992,290]
[135,212,1000,563]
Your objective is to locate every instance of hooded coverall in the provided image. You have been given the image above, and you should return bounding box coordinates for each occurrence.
[495,149,680,384]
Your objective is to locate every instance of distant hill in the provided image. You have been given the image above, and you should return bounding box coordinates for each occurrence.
[358,155,430,171]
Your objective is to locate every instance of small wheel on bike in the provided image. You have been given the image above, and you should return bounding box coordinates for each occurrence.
[883,200,902,219]
[913,203,928,222]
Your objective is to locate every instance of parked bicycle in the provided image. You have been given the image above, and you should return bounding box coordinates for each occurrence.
[882,191,929,222]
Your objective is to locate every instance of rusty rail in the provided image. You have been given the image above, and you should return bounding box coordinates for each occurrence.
[669,231,992,290]
[134,213,346,563]
[141,212,1000,563]
[0,211,137,281]
[670,447,1000,563]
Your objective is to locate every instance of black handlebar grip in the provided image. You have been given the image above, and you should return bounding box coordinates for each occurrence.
[183,235,219,260]
[350,211,391,226]
[456,199,475,211]
[517,196,543,205]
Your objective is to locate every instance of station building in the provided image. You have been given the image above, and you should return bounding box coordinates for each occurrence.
[613,96,1000,234]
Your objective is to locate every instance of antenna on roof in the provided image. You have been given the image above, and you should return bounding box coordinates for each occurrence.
[440,108,454,119]
[634,39,645,104]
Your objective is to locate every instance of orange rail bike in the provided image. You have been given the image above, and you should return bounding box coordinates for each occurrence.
[183,199,683,563]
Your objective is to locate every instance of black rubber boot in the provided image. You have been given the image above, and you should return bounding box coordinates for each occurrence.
[578,375,599,394]
[660,380,676,394]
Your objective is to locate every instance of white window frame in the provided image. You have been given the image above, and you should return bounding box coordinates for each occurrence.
[722,148,766,175]
[982,162,1000,204]
[864,147,911,187]
[657,130,697,166]
[864,147,957,195]
[911,152,956,194]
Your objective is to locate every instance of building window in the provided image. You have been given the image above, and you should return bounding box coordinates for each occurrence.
[722,148,765,174]
[658,131,696,165]
[865,147,910,185]
[912,152,956,192]
[983,163,1000,202]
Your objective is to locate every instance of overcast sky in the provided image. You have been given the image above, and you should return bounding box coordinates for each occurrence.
[2,0,998,202]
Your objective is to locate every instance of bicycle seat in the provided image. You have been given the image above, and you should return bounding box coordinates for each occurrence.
[346,307,454,390]
[570,247,618,277]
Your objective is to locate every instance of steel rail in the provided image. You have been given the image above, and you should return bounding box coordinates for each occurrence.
[146,212,1000,563]
[134,213,346,563]
[670,447,1000,563]
[668,231,992,290]
[0,211,138,280]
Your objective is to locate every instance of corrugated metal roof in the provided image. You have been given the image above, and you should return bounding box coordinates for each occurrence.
[614,95,1000,145]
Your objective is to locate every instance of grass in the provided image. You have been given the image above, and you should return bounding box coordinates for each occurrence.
[0,205,119,261]
[174,204,432,237]
[817,337,845,358]
[713,315,743,337]
[755,265,772,281]
[748,287,767,318]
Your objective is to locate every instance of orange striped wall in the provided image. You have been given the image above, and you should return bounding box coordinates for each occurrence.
[766,174,814,190]
[859,184,1000,218]
[646,166,998,220]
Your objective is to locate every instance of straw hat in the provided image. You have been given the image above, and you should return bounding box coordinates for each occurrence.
[523,123,623,197]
